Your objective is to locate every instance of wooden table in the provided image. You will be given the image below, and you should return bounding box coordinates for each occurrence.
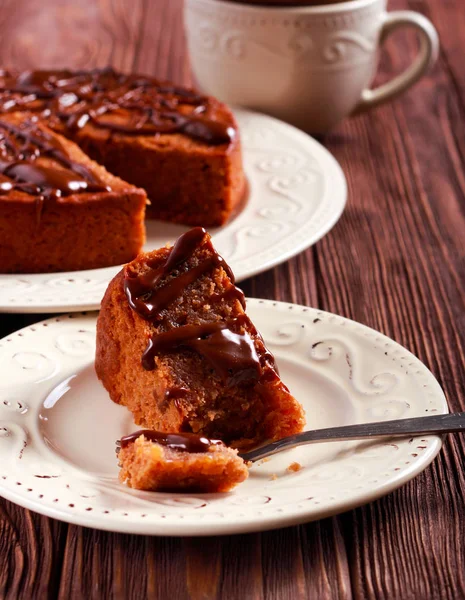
[1,0,464,597]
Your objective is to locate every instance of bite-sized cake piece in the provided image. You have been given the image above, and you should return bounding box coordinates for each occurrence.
[118,430,248,492]
[0,112,146,274]
[96,227,305,449]
[0,68,245,226]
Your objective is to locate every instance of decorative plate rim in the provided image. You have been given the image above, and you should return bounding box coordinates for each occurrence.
[0,300,448,536]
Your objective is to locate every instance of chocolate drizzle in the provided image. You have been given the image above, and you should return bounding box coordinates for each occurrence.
[124,227,277,387]
[210,285,246,308]
[164,387,189,401]
[142,317,261,386]
[124,227,236,320]
[161,386,189,410]
[0,68,235,146]
[0,118,110,210]
[119,429,223,453]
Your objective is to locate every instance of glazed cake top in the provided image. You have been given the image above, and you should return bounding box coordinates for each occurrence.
[0,67,236,146]
[0,115,109,206]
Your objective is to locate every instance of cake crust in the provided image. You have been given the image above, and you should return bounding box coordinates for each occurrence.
[0,112,147,273]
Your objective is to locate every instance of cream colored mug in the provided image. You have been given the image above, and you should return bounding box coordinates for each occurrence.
[184,0,439,132]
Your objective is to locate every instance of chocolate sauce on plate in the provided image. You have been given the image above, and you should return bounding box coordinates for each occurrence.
[0,68,235,146]
[119,429,223,452]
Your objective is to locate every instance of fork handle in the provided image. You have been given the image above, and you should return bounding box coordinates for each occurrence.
[240,411,460,462]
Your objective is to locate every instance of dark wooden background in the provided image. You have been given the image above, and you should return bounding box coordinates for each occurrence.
[1,0,465,598]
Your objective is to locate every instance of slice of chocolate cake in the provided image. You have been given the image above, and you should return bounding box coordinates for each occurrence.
[0,68,245,226]
[96,227,305,450]
[118,430,248,492]
[0,112,146,274]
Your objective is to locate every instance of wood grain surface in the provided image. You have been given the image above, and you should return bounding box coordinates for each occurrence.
[0,0,464,598]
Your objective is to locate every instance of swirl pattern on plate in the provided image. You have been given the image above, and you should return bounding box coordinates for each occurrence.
[0,302,446,536]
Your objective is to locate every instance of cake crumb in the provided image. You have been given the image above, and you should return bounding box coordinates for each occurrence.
[270,474,278,481]
[259,457,271,465]
[287,462,302,473]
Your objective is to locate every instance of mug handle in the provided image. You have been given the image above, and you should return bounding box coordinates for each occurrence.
[352,11,439,114]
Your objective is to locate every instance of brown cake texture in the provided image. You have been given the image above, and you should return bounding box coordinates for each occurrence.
[117,430,248,492]
[96,227,305,450]
[0,68,245,227]
[0,112,146,274]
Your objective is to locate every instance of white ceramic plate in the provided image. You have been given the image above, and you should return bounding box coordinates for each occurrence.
[0,108,346,313]
[0,300,447,536]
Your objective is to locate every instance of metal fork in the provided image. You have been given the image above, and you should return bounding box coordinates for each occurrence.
[239,412,462,462]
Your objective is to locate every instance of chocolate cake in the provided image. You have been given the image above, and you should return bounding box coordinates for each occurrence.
[117,430,248,492]
[0,68,245,226]
[0,112,146,274]
[96,227,305,450]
